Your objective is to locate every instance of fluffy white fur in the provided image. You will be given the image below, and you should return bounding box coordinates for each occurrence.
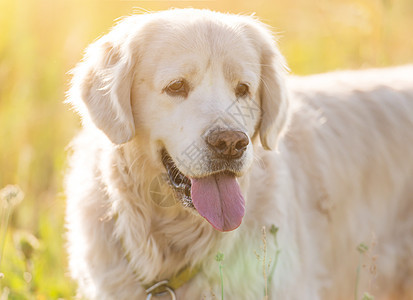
[65,9,413,300]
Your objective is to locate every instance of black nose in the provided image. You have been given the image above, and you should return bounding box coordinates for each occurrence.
[206,130,249,159]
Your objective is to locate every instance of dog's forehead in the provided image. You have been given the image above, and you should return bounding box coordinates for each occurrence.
[137,15,261,84]
[141,12,254,52]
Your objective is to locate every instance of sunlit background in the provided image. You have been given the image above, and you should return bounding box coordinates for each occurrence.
[0,0,412,298]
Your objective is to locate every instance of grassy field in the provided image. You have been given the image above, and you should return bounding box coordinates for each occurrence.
[0,0,412,298]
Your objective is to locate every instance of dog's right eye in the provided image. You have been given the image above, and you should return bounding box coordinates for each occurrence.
[164,79,189,97]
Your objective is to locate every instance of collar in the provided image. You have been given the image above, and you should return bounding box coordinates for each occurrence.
[144,265,201,299]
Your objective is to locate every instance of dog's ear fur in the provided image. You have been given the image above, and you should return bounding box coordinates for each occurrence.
[68,28,136,144]
[244,19,290,151]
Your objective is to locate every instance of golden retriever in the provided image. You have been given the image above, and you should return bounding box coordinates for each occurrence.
[65,8,413,300]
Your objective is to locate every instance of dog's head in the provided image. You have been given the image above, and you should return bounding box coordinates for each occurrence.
[69,9,289,231]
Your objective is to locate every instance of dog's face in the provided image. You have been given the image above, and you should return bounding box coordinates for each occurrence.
[69,9,289,231]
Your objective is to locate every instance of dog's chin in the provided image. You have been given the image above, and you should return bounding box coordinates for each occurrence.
[160,148,244,210]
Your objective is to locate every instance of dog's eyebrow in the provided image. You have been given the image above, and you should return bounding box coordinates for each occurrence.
[223,61,242,83]
[156,63,200,88]
[223,61,260,87]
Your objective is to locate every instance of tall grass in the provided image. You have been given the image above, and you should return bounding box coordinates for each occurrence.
[0,0,412,298]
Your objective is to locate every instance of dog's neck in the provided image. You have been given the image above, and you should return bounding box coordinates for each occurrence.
[105,140,230,284]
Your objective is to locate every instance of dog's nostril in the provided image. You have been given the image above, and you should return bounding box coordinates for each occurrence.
[235,140,248,151]
[217,141,227,151]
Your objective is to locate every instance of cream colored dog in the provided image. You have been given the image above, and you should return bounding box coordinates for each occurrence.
[66,8,413,300]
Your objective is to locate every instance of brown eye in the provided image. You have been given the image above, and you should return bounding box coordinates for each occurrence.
[235,83,249,98]
[165,79,188,97]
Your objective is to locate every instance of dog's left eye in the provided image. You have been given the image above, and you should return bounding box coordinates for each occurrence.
[235,83,249,98]
[165,79,189,97]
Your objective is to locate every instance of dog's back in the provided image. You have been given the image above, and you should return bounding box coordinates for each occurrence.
[283,65,413,298]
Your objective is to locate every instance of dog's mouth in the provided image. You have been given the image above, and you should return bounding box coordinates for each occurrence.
[161,149,245,232]
[161,149,194,208]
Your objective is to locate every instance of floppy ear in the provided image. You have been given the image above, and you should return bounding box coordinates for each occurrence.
[259,42,290,151]
[245,19,290,151]
[68,33,136,144]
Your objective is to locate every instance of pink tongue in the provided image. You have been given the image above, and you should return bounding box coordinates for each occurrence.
[190,173,245,232]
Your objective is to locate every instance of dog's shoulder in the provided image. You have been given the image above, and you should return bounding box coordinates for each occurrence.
[65,128,115,202]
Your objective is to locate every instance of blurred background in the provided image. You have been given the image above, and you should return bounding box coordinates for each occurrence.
[0,0,412,298]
